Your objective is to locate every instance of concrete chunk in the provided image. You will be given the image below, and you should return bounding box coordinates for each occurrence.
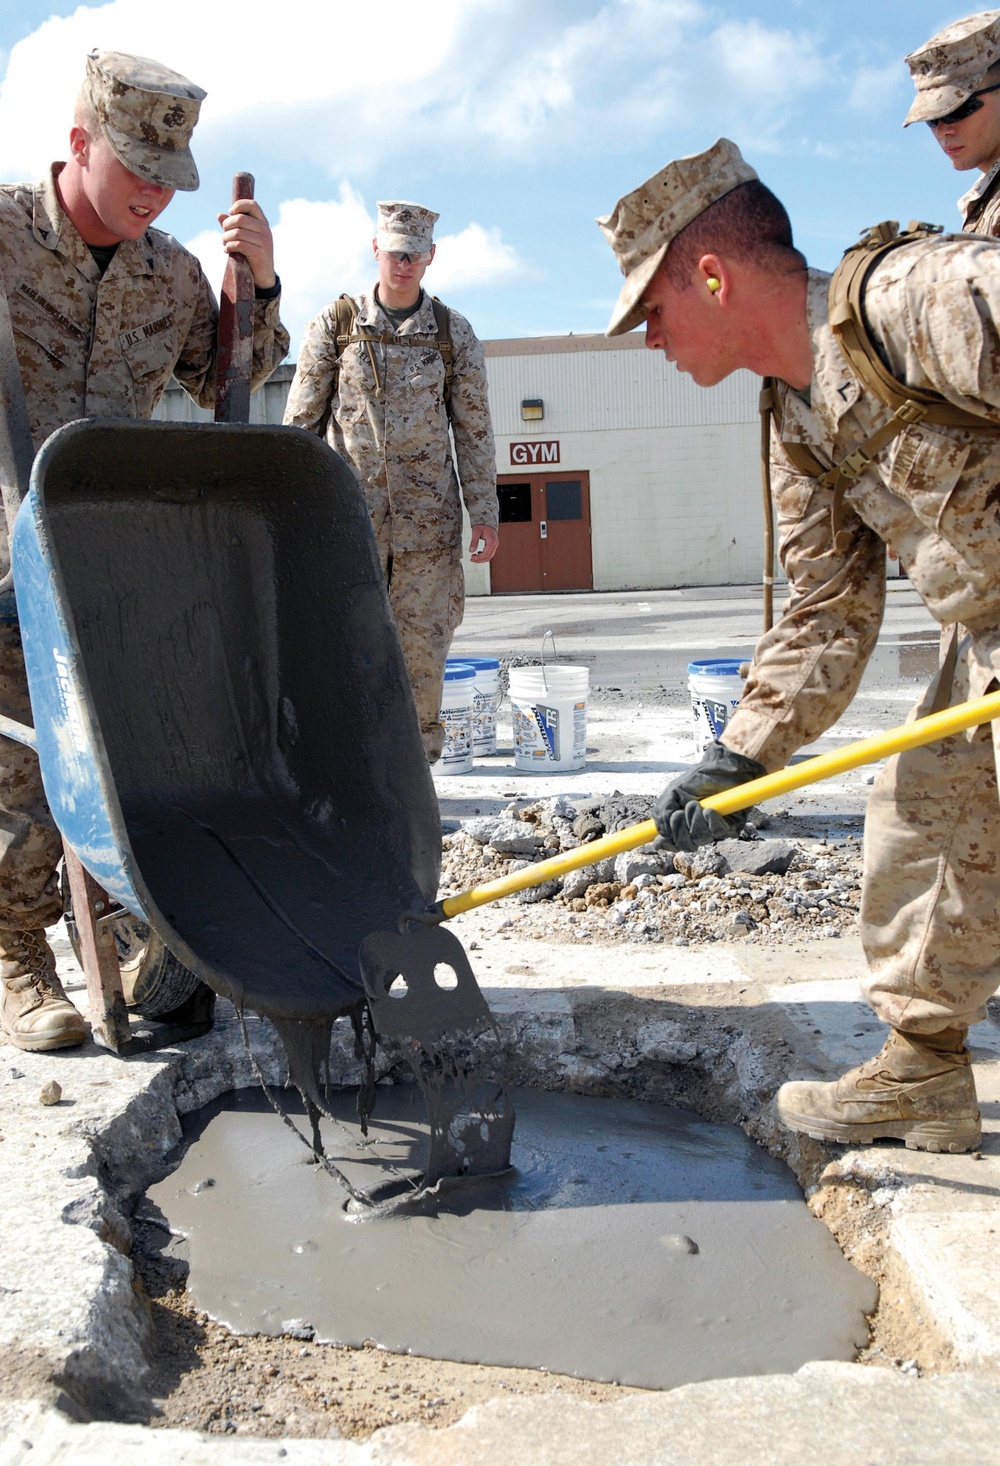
[717,839,797,876]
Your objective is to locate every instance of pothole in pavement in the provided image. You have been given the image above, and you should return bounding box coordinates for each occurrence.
[105,993,906,1443]
[73,800,958,1444]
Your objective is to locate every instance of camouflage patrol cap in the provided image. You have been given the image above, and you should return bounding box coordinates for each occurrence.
[904,10,1000,125]
[376,201,439,254]
[84,50,206,191]
[597,138,758,336]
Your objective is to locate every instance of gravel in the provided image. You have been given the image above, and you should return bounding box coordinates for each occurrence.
[439,794,862,946]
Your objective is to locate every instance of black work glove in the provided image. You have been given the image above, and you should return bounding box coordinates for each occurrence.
[653,740,767,853]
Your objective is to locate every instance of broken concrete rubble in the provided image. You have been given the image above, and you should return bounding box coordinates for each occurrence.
[440,796,861,945]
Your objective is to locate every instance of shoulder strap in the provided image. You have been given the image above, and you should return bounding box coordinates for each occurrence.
[312,294,362,432]
[431,297,454,415]
[828,220,993,430]
[333,293,358,356]
[331,293,454,414]
[762,220,1000,552]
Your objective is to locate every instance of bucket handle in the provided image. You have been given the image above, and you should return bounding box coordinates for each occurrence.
[540,629,558,694]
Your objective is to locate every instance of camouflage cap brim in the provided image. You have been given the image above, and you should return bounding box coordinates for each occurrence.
[904,80,976,126]
[104,123,200,191]
[598,138,757,338]
[378,230,432,255]
[605,243,668,336]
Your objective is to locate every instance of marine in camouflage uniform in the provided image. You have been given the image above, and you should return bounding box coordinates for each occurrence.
[283,201,497,762]
[599,138,1000,1153]
[0,51,289,1052]
[906,11,1000,236]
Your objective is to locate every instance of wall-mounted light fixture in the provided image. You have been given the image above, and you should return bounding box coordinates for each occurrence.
[520,398,544,421]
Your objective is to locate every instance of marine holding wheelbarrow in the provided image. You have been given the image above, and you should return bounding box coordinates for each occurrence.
[599,134,1000,1156]
[0,50,289,1052]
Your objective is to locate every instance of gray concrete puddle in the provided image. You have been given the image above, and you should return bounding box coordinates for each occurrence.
[144,1075,876,1393]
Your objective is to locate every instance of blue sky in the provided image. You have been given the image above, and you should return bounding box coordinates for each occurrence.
[0,0,988,356]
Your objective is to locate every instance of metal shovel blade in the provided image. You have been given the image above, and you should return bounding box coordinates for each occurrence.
[360,923,514,1188]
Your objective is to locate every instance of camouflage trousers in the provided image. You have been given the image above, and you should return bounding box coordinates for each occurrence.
[374,528,465,763]
[0,620,63,929]
[861,628,1000,1034]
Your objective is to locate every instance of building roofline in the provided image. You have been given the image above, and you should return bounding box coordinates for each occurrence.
[482,332,644,358]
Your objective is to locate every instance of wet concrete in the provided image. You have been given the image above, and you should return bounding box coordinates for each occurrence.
[147,1084,876,1392]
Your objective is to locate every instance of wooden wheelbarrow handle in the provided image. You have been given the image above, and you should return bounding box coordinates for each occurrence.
[214,171,257,424]
[0,277,35,594]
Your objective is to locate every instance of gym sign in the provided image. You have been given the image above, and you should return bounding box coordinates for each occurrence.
[510,440,560,466]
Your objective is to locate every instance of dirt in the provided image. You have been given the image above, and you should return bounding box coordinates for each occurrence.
[128,1216,637,1440]
[803,1168,959,1382]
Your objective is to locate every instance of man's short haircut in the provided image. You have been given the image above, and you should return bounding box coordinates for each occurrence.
[662,179,805,288]
[73,84,99,135]
[983,58,1000,87]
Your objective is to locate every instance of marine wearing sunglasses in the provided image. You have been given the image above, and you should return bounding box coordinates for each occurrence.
[928,79,1000,127]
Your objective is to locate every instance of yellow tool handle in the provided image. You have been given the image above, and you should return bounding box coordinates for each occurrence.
[440,689,1000,919]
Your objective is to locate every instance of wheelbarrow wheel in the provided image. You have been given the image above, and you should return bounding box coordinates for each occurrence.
[60,866,202,1018]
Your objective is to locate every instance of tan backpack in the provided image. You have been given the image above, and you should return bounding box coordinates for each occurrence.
[330,292,454,410]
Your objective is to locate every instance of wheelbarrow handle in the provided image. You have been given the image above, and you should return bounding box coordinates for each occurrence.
[436,688,1000,919]
[0,274,35,593]
[0,712,35,750]
[214,172,256,425]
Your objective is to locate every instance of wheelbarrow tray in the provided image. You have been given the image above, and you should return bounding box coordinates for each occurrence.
[11,419,440,1022]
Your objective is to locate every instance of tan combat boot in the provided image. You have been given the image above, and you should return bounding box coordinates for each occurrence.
[0,928,86,1052]
[775,1026,981,1154]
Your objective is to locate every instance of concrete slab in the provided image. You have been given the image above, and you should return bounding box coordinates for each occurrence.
[892,1214,1000,1366]
[472,939,750,992]
[5,1364,1000,1465]
[4,587,998,1462]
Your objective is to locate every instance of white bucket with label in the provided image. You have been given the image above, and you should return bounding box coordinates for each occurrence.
[438,661,475,775]
[510,664,589,772]
[458,655,501,756]
[688,658,746,750]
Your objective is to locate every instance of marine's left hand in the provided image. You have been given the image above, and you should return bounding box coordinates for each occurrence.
[470,525,499,563]
[216,198,276,290]
[653,739,767,853]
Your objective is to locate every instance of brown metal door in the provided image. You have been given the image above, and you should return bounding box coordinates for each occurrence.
[491,472,592,594]
[540,472,592,591]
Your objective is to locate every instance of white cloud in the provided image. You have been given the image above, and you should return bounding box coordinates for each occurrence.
[0,0,471,180]
[713,19,824,101]
[845,60,908,116]
[431,222,539,293]
[185,186,534,356]
[0,0,715,181]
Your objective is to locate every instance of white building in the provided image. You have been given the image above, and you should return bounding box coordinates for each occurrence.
[154,332,772,597]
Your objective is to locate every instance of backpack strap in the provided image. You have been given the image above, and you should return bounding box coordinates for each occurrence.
[329,292,455,415]
[758,378,778,632]
[828,220,992,430]
[430,296,454,415]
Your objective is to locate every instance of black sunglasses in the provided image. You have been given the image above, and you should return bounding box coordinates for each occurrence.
[928,80,1000,127]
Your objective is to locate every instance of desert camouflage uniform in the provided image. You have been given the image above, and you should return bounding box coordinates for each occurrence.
[723,240,1000,1035]
[284,289,496,759]
[0,164,289,927]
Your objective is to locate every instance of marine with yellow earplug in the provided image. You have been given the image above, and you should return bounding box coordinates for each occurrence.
[598,138,1000,1154]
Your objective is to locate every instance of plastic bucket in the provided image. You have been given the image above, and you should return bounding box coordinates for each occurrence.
[509,664,589,772]
[455,655,501,756]
[438,661,475,775]
[688,658,745,749]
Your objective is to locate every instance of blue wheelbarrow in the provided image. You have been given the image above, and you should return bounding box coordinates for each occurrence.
[0,183,513,1189]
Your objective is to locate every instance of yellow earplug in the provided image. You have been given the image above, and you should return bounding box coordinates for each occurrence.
[706,277,721,293]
